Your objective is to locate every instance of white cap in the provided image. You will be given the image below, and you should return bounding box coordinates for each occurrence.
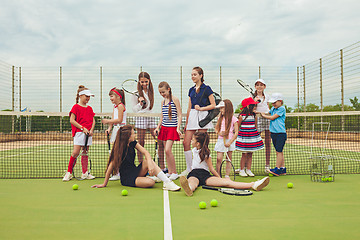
[255,78,266,85]
[268,93,283,103]
[79,90,94,97]
[215,101,225,108]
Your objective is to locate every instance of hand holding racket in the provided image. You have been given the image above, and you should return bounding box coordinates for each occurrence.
[121,79,146,107]
[106,132,111,154]
[72,133,92,180]
[237,79,261,103]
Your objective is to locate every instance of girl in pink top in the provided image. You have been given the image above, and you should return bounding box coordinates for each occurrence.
[214,100,239,177]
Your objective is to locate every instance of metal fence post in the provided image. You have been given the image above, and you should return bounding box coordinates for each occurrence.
[340,49,345,130]
[100,66,103,113]
[59,66,63,132]
[219,66,222,97]
[180,66,183,110]
[258,66,261,79]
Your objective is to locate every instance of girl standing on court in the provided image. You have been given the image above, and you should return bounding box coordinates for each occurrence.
[91,125,181,191]
[182,67,216,176]
[63,85,96,181]
[179,132,269,197]
[132,72,164,168]
[235,97,264,177]
[102,87,126,181]
[214,100,239,176]
[154,82,182,180]
[253,79,271,172]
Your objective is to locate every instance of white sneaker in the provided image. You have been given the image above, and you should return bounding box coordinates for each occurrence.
[264,165,270,173]
[245,169,255,177]
[235,168,240,174]
[166,173,171,178]
[109,175,121,181]
[81,172,95,180]
[163,181,181,191]
[179,169,189,177]
[147,175,162,183]
[180,176,193,196]
[239,169,248,177]
[252,177,270,191]
[169,173,179,181]
[62,172,72,181]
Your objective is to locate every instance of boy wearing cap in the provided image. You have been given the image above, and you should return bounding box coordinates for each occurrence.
[260,93,286,176]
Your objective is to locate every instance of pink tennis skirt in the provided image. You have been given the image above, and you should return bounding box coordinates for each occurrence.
[158,126,180,141]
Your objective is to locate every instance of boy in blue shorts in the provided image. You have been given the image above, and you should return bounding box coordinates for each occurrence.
[260,93,286,176]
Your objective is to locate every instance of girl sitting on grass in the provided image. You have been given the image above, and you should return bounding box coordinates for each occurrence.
[179,132,269,197]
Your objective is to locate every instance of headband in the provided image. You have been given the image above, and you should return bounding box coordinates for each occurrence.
[111,87,122,99]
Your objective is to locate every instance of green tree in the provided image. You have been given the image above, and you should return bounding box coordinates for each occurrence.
[349,97,360,110]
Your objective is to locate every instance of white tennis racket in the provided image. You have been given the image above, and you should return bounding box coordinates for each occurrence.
[121,79,146,106]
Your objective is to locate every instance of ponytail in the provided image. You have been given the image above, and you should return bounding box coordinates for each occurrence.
[194,132,210,162]
[76,85,87,103]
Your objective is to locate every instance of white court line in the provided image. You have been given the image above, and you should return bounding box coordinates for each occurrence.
[163,190,173,240]
[0,146,63,159]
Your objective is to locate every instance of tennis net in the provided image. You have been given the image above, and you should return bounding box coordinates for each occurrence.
[0,111,359,178]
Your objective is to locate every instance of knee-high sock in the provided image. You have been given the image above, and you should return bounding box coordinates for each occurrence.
[67,156,76,173]
[81,155,88,174]
[157,171,170,183]
[184,150,193,172]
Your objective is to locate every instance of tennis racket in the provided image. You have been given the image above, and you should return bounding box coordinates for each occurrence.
[72,134,91,180]
[202,186,253,196]
[153,133,160,166]
[237,79,261,102]
[106,132,111,154]
[220,146,236,181]
[121,79,146,106]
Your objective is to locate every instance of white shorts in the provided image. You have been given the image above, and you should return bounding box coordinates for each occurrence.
[135,116,157,129]
[186,109,214,130]
[73,132,93,146]
[257,116,270,133]
[110,125,121,143]
[214,138,236,152]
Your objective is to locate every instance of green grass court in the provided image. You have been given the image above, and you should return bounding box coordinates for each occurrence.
[1,174,360,239]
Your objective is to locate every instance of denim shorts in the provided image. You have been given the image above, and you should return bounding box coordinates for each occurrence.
[270,132,287,152]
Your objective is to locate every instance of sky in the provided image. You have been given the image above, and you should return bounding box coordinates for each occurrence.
[0,0,359,112]
[1,0,359,67]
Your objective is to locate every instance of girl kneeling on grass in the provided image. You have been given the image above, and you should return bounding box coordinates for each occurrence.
[91,125,180,191]
[179,132,269,197]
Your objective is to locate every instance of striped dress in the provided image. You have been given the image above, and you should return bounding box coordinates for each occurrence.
[161,100,178,127]
[235,114,264,152]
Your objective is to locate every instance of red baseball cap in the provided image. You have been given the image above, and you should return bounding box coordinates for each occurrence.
[241,97,258,109]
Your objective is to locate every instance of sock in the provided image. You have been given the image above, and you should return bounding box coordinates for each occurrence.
[81,155,88,174]
[67,156,76,173]
[184,150,193,172]
[157,171,170,183]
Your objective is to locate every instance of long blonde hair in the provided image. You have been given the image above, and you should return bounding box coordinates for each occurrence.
[215,99,234,139]
[138,72,154,110]
[158,81,173,120]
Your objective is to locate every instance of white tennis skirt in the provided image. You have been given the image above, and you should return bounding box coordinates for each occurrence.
[73,132,93,146]
[110,125,121,143]
[214,138,236,152]
[186,109,214,130]
[135,116,157,129]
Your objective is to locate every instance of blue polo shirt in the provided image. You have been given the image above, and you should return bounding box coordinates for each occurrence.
[188,83,213,109]
[269,106,286,133]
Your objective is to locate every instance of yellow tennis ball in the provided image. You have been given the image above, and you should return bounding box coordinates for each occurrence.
[121,189,128,196]
[287,182,294,188]
[72,184,79,190]
[199,201,207,209]
[321,177,327,182]
[328,177,333,182]
[269,173,273,177]
[210,199,218,207]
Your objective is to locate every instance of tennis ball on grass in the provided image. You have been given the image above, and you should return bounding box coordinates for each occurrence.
[121,189,128,196]
[210,199,218,207]
[199,201,207,209]
[287,182,294,188]
[72,184,79,190]
[269,173,273,177]
[328,177,333,182]
[321,177,327,182]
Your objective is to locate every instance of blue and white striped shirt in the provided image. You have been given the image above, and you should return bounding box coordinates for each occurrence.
[161,100,178,127]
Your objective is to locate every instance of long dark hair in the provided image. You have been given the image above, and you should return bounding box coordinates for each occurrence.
[238,104,256,121]
[106,125,133,174]
[194,132,210,162]
[193,66,204,93]
[138,72,154,110]
[215,99,234,139]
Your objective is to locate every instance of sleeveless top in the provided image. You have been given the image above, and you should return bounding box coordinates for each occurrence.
[114,103,126,126]
[161,100,178,127]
